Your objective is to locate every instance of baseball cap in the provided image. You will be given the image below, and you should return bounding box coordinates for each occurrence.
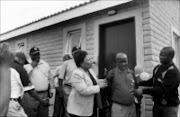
[15,52,29,64]
[72,46,81,54]
[29,47,40,55]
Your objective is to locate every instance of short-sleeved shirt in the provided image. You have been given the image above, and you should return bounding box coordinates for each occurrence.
[11,61,34,91]
[10,68,24,98]
[24,60,52,92]
[59,59,77,85]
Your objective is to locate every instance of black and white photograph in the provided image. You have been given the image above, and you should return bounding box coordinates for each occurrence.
[0,0,180,117]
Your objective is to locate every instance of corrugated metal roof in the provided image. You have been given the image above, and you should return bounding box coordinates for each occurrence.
[0,0,133,41]
[1,0,96,35]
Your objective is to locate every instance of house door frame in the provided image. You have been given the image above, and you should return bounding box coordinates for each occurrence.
[94,8,145,117]
[94,8,144,76]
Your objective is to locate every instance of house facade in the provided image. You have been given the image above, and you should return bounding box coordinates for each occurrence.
[1,0,180,117]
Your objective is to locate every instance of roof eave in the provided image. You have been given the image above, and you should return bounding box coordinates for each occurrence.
[0,0,133,41]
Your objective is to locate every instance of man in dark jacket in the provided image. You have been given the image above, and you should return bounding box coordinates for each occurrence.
[12,52,49,106]
[132,47,180,117]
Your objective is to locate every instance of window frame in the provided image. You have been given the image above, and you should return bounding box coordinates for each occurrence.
[15,39,27,54]
[63,23,86,55]
[171,26,180,69]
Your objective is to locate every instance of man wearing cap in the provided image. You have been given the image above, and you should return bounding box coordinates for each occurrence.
[59,46,80,117]
[7,52,48,117]
[23,47,53,117]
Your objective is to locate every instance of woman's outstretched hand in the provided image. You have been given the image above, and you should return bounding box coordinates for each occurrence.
[98,79,108,88]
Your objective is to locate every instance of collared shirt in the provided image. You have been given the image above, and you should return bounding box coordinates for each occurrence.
[111,67,135,105]
[59,59,77,85]
[24,60,53,92]
[10,68,24,98]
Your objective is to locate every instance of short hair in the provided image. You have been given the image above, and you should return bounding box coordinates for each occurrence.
[116,52,127,60]
[15,52,29,64]
[161,46,175,58]
[73,50,87,67]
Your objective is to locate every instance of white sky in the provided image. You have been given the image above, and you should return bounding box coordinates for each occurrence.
[0,0,90,34]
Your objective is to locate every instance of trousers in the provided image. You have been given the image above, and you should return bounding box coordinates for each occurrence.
[153,105,178,117]
[22,92,49,117]
[7,100,27,117]
[111,103,136,117]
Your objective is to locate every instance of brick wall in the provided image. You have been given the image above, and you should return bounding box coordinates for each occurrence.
[142,0,180,117]
[86,20,95,58]
[144,0,180,73]
[7,26,63,70]
[27,27,63,70]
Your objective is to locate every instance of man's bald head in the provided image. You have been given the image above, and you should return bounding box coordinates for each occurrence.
[116,52,128,71]
[116,52,127,60]
[161,47,175,59]
[159,46,175,65]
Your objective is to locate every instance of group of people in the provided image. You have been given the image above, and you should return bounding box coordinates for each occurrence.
[105,47,180,117]
[0,41,180,117]
[0,43,53,117]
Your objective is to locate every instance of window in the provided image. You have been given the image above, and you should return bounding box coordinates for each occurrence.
[63,23,86,55]
[16,39,27,54]
[172,33,180,69]
[17,42,25,52]
[65,29,81,54]
[171,27,180,69]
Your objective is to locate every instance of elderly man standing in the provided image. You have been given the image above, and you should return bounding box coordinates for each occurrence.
[132,47,180,117]
[23,47,53,117]
[106,52,136,117]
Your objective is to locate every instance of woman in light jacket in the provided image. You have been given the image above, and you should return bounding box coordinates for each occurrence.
[67,50,107,117]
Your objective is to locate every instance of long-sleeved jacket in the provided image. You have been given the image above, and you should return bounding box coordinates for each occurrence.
[139,63,180,106]
[67,68,100,116]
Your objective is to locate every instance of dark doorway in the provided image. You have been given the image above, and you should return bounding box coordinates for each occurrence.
[99,17,136,78]
[98,17,136,117]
